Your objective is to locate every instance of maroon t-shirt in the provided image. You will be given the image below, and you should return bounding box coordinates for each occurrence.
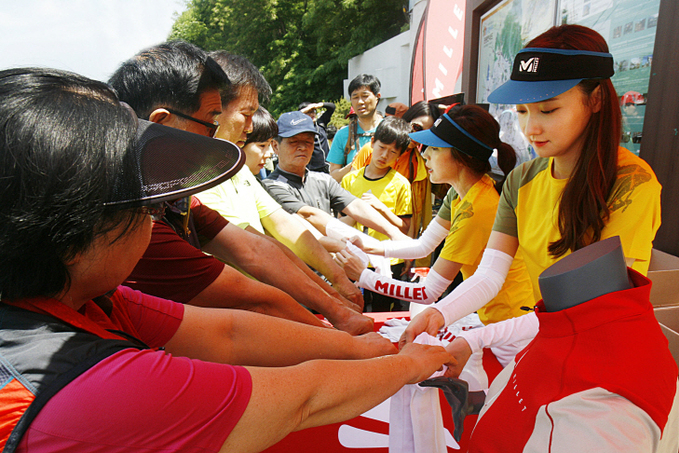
[125,197,229,303]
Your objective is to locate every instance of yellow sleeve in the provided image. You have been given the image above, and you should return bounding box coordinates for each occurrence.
[439,181,498,268]
[602,152,662,274]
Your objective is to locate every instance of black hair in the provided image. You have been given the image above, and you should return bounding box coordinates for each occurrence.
[402,101,441,123]
[209,51,272,107]
[244,107,278,145]
[373,116,411,154]
[0,68,141,301]
[109,40,229,119]
[446,104,517,187]
[348,74,381,96]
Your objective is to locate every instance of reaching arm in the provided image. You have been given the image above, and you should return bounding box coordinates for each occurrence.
[165,304,398,366]
[361,192,411,234]
[261,210,363,310]
[221,342,456,452]
[335,247,461,303]
[356,216,450,256]
[202,223,372,335]
[295,205,337,235]
[400,231,519,346]
[188,264,328,328]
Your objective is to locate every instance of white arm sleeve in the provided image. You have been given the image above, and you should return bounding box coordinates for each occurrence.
[458,312,539,367]
[357,267,452,305]
[458,312,539,354]
[382,220,450,259]
[434,248,513,326]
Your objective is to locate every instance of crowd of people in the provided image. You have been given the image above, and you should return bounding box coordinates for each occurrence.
[0,23,677,453]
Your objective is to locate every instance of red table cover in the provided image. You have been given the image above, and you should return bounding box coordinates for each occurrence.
[262,312,502,452]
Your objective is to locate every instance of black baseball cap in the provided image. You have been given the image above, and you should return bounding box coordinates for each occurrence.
[105,118,245,208]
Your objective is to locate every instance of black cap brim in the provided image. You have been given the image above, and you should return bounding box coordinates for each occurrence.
[106,120,245,208]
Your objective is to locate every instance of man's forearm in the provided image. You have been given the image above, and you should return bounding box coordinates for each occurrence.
[296,206,337,235]
[262,212,347,285]
[255,229,352,308]
[203,224,371,334]
[188,265,327,328]
[165,305,396,367]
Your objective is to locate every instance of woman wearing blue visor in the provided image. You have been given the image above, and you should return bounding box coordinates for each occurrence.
[335,104,533,327]
[397,24,673,451]
[402,23,661,346]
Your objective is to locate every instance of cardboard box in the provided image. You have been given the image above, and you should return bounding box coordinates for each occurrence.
[648,249,679,308]
[654,306,679,368]
[648,249,679,368]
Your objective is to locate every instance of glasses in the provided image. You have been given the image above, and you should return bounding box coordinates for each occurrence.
[411,123,424,132]
[138,203,166,218]
[165,108,219,138]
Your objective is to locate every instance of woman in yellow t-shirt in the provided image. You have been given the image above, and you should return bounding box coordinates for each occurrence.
[335,104,534,325]
[401,24,661,346]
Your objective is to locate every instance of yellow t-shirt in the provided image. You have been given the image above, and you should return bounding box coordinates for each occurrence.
[341,167,412,265]
[494,147,662,302]
[196,166,282,234]
[353,142,433,265]
[437,175,534,324]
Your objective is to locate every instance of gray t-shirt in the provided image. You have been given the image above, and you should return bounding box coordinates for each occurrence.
[262,167,356,216]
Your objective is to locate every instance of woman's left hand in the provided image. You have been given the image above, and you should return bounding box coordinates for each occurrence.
[334,248,368,281]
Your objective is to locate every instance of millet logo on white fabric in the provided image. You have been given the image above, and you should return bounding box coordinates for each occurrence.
[375,281,428,301]
[519,57,540,73]
[290,118,306,125]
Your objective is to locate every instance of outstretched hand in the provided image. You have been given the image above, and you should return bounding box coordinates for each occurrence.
[334,248,368,281]
[398,342,457,385]
[355,332,399,357]
[443,337,473,379]
[332,277,365,311]
[398,307,446,350]
[347,234,386,256]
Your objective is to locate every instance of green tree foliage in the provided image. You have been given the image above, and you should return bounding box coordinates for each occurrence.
[169,0,408,116]
[329,96,351,129]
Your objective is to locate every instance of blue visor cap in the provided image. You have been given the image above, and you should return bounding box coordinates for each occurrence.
[488,48,614,104]
[409,113,494,161]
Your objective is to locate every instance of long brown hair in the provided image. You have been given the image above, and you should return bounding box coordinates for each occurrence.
[526,25,621,257]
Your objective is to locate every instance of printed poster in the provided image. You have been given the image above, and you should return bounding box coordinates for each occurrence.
[560,0,661,154]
